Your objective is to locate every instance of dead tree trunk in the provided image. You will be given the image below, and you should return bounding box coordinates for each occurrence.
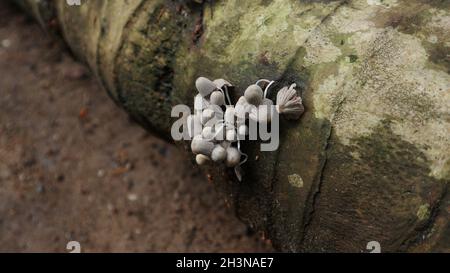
[14,0,449,252]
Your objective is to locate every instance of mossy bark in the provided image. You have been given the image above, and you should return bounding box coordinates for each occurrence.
[15,0,449,252]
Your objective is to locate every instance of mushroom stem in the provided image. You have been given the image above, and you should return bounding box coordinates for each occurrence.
[263,80,275,98]
[237,139,248,166]
[234,139,248,182]
[255,79,276,98]
[223,85,232,106]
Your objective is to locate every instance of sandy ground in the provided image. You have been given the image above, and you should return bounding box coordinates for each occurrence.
[0,2,272,253]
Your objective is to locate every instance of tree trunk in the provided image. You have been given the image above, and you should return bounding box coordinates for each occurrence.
[14,0,449,252]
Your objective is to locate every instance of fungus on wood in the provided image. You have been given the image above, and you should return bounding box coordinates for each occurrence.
[14,0,450,252]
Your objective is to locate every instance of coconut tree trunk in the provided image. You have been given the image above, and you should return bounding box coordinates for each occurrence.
[13,0,449,252]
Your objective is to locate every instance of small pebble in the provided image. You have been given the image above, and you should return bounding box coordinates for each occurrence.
[127,193,138,202]
[1,39,11,48]
[97,169,105,178]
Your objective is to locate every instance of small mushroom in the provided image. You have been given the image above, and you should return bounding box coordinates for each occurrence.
[244,84,263,106]
[238,124,248,136]
[235,96,254,121]
[249,98,273,123]
[224,107,235,127]
[210,91,225,106]
[220,141,231,149]
[213,78,233,89]
[226,147,241,167]
[211,145,227,162]
[195,154,210,165]
[194,94,209,112]
[276,83,304,120]
[201,108,215,124]
[191,136,214,156]
[226,129,237,142]
[195,77,217,97]
[202,126,215,140]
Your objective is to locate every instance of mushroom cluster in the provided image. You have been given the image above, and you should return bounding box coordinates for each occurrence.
[187,77,304,181]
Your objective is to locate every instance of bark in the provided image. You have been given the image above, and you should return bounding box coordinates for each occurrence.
[14,0,450,252]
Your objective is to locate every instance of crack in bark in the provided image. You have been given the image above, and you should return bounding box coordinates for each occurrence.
[300,124,332,245]
[191,3,205,46]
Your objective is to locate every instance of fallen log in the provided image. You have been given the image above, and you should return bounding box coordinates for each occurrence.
[14,0,449,252]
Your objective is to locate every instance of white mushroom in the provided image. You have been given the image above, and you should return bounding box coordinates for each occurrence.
[249,98,273,123]
[224,107,235,127]
[211,145,227,162]
[201,108,215,124]
[220,141,231,149]
[194,94,209,112]
[202,126,215,140]
[235,96,254,122]
[276,83,304,120]
[210,91,225,106]
[191,135,214,156]
[244,84,263,106]
[195,77,217,97]
[226,147,241,167]
[226,129,237,142]
[213,78,233,89]
[195,154,210,165]
[238,124,248,136]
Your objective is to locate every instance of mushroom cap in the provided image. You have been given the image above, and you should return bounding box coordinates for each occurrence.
[244,84,263,106]
[194,94,209,112]
[195,154,210,165]
[238,124,248,136]
[191,136,214,156]
[235,96,254,120]
[276,83,304,120]
[201,108,215,124]
[195,77,217,97]
[226,147,241,167]
[220,141,231,149]
[210,91,225,106]
[211,145,227,162]
[213,78,233,89]
[202,126,215,140]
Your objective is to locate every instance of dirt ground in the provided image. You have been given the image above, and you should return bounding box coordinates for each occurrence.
[0,2,272,253]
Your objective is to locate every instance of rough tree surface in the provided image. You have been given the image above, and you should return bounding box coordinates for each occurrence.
[15,0,450,252]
